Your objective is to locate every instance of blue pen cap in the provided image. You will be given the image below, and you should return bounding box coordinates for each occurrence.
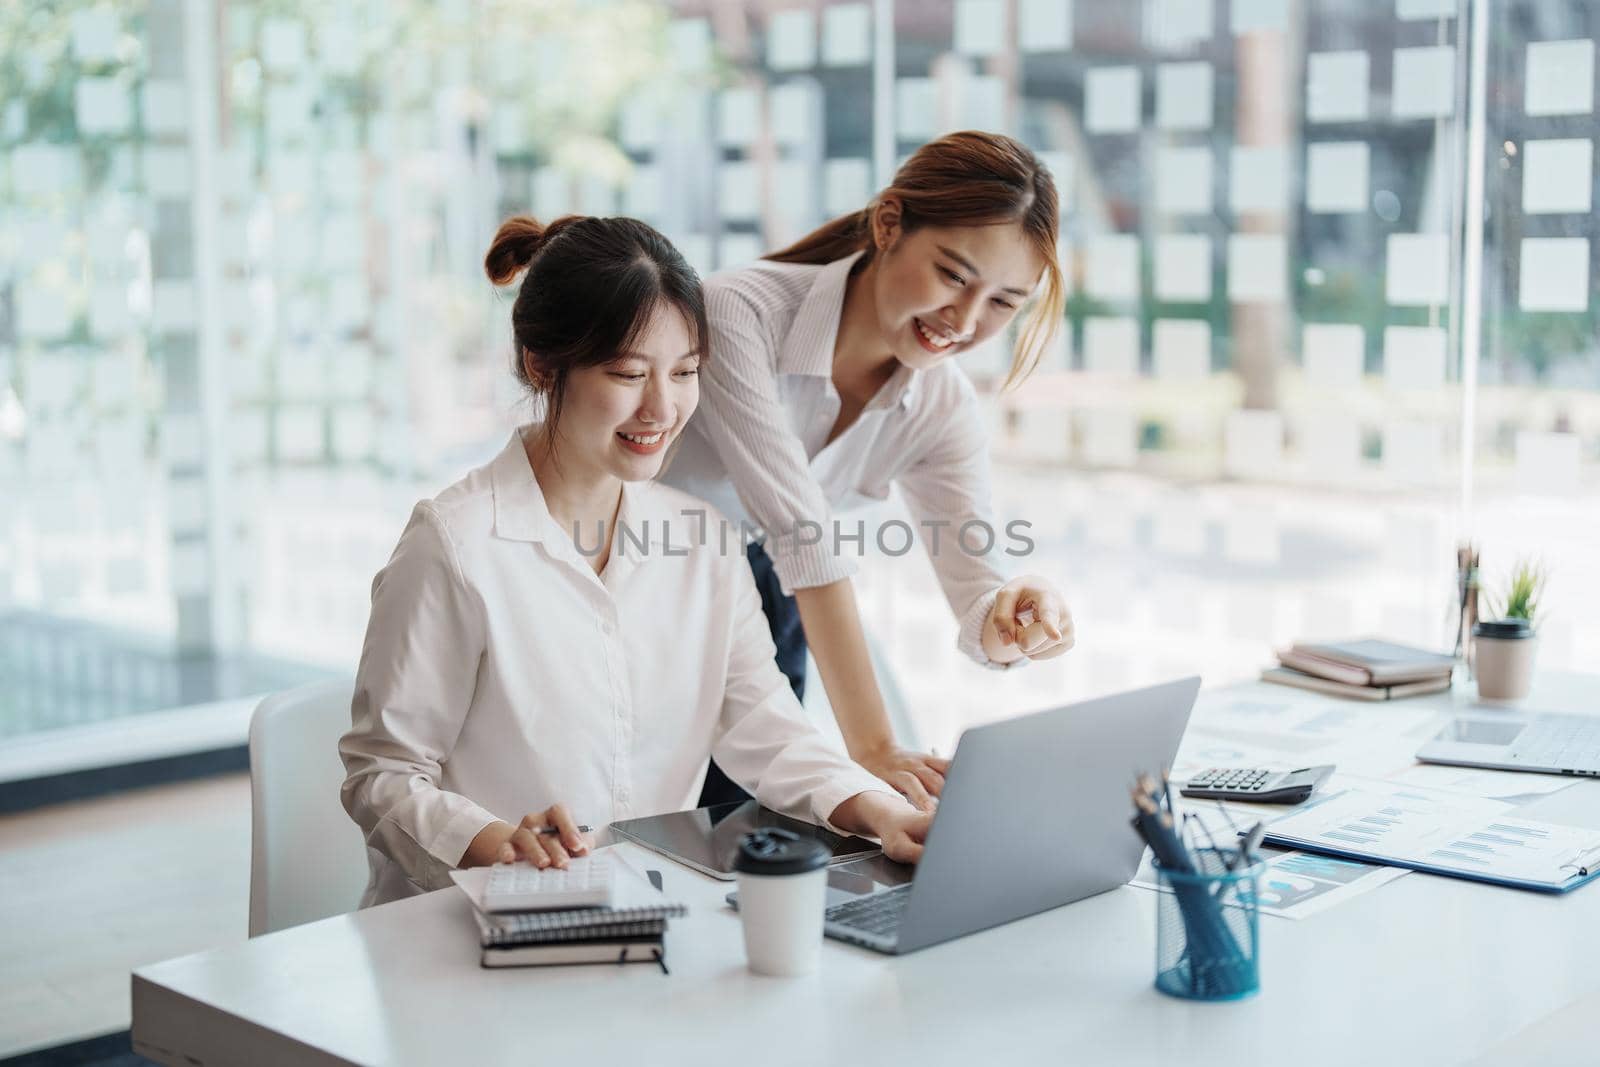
[733,828,830,877]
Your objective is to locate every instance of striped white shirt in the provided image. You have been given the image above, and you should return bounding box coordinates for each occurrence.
[662,251,1015,669]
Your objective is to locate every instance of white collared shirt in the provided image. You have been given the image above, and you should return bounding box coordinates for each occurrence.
[661,251,1012,667]
[340,429,894,907]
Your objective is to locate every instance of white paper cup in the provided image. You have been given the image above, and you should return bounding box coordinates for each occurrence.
[732,829,831,977]
[1475,626,1538,701]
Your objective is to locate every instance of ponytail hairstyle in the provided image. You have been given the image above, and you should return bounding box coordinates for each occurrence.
[766,131,1064,391]
[484,215,709,447]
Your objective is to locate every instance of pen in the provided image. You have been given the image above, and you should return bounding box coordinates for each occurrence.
[1240,823,1265,863]
[1212,803,1245,870]
[1214,800,1243,838]
[1193,812,1224,862]
[539,824,593,835]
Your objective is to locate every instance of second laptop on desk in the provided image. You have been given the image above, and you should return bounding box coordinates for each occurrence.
[1418,712,1600,778]
[720,676,1200,955]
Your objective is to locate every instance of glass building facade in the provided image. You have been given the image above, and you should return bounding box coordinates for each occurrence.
[2,0,1596,757]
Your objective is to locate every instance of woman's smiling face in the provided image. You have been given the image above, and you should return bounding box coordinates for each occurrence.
[549,301,701,483]
[866,208,1044,372]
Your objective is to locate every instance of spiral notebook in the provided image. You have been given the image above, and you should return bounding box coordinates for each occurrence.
[450,850,687,945]
[471,913,667,948]
[475,906,682,942]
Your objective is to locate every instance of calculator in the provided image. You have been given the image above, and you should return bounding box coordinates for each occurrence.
[482,854,618,913]
[1179,764,1335,804]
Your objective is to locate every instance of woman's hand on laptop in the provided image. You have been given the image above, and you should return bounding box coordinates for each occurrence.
[983,576,1074,665]
[462,804,595,869]
[829,791,934,864]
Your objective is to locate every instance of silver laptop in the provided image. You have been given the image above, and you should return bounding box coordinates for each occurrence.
[1418,712,1600,777]
[730,676,1199,955]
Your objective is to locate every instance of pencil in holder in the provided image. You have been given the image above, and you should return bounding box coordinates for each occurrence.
[1152,851,1263,1001]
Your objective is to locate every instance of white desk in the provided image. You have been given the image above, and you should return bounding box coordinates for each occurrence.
[133,673,1600,1067]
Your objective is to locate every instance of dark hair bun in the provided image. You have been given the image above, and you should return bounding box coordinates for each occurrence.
[484,216,546,286]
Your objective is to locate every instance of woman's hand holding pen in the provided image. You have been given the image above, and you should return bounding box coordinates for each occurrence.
[463,803,595,869]
[982,575,1074,665]
[501,805,594,867]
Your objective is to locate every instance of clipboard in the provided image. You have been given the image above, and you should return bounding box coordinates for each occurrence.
[1261,832,1600,894]
[1258,777,1600,895]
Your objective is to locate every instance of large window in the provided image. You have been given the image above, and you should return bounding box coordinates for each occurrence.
[3,1,1595,755]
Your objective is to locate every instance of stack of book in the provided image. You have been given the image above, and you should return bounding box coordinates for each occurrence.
[451,854,687,971]
[1262,638,1457,701]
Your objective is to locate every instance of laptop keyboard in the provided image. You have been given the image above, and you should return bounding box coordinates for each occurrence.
[827,884,912,937]
[1514,714,1600,770]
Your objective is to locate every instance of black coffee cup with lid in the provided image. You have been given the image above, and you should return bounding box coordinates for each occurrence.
[733,828,830,876]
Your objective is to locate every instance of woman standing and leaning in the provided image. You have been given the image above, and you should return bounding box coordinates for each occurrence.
[664,131,1077,810]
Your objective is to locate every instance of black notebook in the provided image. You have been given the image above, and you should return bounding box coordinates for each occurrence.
[481,935,666,969]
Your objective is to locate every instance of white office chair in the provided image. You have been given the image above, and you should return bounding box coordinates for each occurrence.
[247,679,371,937]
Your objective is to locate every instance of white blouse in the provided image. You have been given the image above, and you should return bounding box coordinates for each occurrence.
[340,429,893,908]
[660,250,1013,668]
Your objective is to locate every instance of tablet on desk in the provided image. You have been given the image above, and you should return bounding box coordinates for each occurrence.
[609,801,881,881]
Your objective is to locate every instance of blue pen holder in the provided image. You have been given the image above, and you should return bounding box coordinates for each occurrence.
[1152,852,1263,1001]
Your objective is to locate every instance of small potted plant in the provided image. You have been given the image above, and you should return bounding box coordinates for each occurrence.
[1474,558,1545,701]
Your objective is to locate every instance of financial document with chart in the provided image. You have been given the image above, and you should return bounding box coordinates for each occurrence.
[1134,689,1593,915]
[1263,777,1600,892]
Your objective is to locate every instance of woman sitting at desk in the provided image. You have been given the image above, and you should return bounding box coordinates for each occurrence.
[339,214,929,907]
